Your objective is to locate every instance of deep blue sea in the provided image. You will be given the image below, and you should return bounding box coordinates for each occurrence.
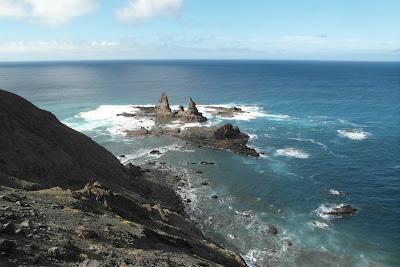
[1,60,399,266]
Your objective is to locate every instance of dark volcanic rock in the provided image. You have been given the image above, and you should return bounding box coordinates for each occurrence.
[125,163,142,176]
[150,150,162,155]
[201,161,215,165]
[0,89,134,188]
[0,238,16,253]
[179,124,260,157]
[213,123,241,139]
[323,204,357,216]
[267,224,278,235]
[206,106,245,118]
[2,222,15,234]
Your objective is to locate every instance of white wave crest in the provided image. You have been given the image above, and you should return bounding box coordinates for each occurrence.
[316,203,348,220]
[275,148,310,159]
[247,133,258,140]
[198,104,289,121]
[329,189,340,195]
[337,129,370,140]
[310,220,330,229]
[74,105,155,135]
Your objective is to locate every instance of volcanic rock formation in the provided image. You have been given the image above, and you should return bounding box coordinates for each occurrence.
[154,92,174,123]
[178,97,207,123]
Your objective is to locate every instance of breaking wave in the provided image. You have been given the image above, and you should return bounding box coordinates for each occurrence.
[337,129,370,140]
[275,148,310,159]
[198,104,289,121]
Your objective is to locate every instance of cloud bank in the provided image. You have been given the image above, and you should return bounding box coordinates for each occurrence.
[115,0,183,22]
[0,0,97,25]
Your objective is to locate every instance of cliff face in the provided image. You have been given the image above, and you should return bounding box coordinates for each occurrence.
[0,89,247,267]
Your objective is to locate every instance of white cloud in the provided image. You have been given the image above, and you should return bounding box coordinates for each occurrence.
[0,0,97,26]
[116,0,183,23]
[0,40,118,53]
[0,0,26,18]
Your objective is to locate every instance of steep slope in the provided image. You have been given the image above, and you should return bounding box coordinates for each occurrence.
[0,89,247,267]
[0,89,129,188]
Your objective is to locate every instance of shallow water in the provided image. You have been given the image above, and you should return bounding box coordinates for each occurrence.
[1,60,399,266]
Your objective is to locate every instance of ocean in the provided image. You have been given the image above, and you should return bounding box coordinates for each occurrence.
[1,60,399,266]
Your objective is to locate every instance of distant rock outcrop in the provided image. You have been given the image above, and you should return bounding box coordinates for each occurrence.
[178,98,207,123]
[154,92,173,123]
[213,123,241,139]
[322,204,357,216]
[118,93,259,156]
[179,123,260,156]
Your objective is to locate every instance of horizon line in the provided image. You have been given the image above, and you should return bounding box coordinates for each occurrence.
[1,58,399,64]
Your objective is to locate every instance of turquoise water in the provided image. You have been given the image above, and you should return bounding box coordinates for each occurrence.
[1,60,399,266]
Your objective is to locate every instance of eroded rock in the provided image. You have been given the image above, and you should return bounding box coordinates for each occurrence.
[323,204,357,216]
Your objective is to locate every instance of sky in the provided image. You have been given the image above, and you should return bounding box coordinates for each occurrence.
[0,0,399,61]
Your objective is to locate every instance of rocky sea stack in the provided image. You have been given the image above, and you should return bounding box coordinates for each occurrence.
[178,98,207,123]
[123,92,259,157]
[154,92,174,124]
[0,89,247,267]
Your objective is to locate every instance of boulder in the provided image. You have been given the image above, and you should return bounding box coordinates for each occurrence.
[267,224,278,235]
[150,150,162,155]
[323,204,357,216]
[125,127,150,137]
[213,123,241,139]
[179,124,259,156]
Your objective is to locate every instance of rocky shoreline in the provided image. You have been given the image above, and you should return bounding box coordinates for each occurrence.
[121,93,260,157]
[0,89,248,267]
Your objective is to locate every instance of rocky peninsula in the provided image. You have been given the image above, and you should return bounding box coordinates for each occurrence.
[0,89,248,267]
[122,93,260,157]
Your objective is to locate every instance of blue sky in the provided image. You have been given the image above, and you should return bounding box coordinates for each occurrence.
[0,0,399,61]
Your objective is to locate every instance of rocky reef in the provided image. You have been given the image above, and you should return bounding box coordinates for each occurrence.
[121,92,259,157]
[0,89,247,267]
[179,124,259,156]
[204,106,245,118]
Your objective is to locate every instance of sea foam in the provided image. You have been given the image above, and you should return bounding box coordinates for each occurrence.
[310,220,330,229]
[275,148,310,159]
[337,129,370,140]
[75,105,155,135]
[316,203,348,219]
[329,189,340,195]
[198,104,288,121]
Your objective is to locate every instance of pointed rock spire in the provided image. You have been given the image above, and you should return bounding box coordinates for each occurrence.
[178,97,207,123]
[187,97,199,114]
[156,92,172,113]
[155,92,173,124]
